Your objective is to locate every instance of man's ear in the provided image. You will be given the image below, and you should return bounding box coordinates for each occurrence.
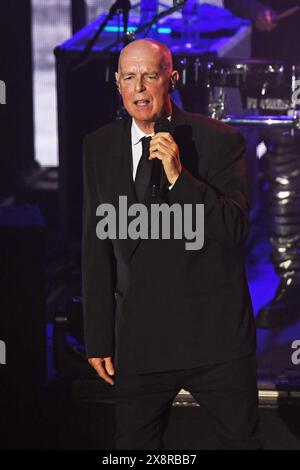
[115,72,121,94]
[169,70,179,93]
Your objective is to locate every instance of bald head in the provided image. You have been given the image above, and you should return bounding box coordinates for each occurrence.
[115,39,179,133]
[118,39,173,74]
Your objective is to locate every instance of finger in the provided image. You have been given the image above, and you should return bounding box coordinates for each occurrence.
[152,137,174,148]
[90,359,114,385]
[99,368,115,385]
[102,372,115,386]
[149,151,163,161]
[260,17,270,27]
[153,132,172,138]
[264,10,273,23]
[264,22,276,31]
[151,132,173,144]
[256,21,273,32]
[150,140,174,155]
[104,357,115,376]
[150,147,173,161]
[150,137,176,152]
[266,10,277,26]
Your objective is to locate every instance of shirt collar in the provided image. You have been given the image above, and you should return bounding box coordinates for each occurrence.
[131,114,172,146]
[131,118,151,146]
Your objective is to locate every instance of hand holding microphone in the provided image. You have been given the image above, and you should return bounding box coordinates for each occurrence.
[150,117,182,192]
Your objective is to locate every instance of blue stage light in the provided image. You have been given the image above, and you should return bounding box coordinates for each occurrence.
[103,25,172,34]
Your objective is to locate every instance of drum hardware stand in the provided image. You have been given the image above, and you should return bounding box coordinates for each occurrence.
[221,112,300,128]
[72,1,187,73]
[208,87,226,120]
[261,81,268,97]
[72,0,132,72]
[219,107,300,329]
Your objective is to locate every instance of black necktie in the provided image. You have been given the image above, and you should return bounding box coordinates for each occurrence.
[134,136,152,202]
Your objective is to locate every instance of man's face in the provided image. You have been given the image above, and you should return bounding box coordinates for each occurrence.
[115,45,176,125]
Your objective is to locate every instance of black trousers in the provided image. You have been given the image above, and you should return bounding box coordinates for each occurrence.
[113,354,263,450]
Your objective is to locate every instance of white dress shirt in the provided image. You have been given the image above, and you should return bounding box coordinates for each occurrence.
[131,117,174,190]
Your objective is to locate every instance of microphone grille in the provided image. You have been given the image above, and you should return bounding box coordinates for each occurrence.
[154,117,171,134]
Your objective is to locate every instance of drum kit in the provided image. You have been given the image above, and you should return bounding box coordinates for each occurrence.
[175,57,300,125]
[174,56,300,208]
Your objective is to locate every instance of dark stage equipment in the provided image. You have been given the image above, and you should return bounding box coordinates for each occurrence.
[55,52,120,241]
[0,205,46,391]
[71,0,87,35]
[0,0,35,199]
[53,295,90,377]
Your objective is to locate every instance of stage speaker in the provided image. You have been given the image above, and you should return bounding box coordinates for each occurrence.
[0,0,35,200]
[55,46,120,242]
[0,205,46,391]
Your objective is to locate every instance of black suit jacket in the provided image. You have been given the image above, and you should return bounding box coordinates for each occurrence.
[82,104,256,374]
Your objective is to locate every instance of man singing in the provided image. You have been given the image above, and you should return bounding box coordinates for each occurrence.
[82,38,262,449]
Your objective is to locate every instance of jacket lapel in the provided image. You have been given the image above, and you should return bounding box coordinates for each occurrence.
[137,104,190,249]
[116,104,190,264]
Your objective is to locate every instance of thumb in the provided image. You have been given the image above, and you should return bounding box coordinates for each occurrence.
[265,10,272,22]
[104,357,115,375]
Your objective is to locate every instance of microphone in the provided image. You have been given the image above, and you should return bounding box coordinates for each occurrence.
[151,117,171,198]
[154,116,171,135]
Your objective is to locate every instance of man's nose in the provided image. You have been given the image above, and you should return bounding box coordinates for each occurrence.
[135,76,146,92]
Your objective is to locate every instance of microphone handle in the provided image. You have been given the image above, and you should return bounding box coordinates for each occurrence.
[152,118,171,198]
[150,157,162,199]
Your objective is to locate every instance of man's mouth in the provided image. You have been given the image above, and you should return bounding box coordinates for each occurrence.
[134,99,151,107]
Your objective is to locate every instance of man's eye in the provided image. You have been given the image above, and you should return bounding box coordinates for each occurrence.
[147,75,157,80]
[124,76,133,80]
